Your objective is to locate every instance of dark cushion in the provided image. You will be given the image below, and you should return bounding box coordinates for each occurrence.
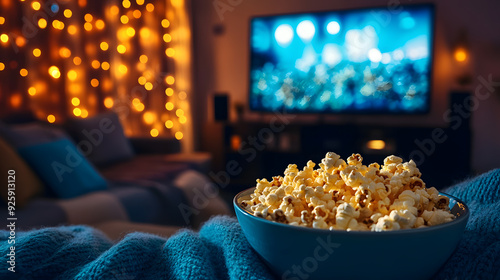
[18,138,108,199]
[0,122,68,148]
[0,137,44,207]
[64,112,134,167]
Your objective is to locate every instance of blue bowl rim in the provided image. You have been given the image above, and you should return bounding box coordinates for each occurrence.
[234,187,470,235]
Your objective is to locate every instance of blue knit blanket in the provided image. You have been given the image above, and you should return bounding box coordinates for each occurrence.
[1,169,499,280]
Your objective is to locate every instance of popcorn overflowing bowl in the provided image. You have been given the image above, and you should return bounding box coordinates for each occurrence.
[233,153,469,280]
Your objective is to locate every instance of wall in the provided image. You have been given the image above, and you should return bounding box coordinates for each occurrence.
[192,0,500,173]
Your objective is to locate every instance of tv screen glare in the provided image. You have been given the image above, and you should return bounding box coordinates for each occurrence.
[249,5,434,114]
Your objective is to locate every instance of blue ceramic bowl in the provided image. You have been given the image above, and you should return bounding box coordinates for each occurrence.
[234,187,469,280]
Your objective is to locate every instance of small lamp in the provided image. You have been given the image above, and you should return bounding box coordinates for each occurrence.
[453,29,472,85]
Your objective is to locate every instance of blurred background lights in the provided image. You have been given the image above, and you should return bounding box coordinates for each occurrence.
[326,21,340,35]
[368,48,382,63]
[64,9,72,18]
[38,18,47,29]
[165,120,173,128]
[454,48,467,62]
[71,97,80,106]
[0,34,9,43]
[104,97,114,108]
[33,48,41,57]
[73,108,82,116]
[48,66,61,78]
[47,115,56,123]
[274,24,294,46]
[296,20,315,41]
[100,41,109,50]
[174,131,183,140]
[150,128,159,137]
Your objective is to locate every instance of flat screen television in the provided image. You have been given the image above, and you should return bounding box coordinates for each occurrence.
[248,4,434,114]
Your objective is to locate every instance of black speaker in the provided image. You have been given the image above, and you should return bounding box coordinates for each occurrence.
[213,94,229,121]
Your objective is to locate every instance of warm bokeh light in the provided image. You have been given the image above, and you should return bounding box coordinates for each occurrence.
[134,103,145,112]
[100,41,109,51]
[138,76,147,85]
[175,131,183,140]
[19,68,28,77]
[95,19,105,30]
[48,66,61,79]
[91,78,99,87]
[38,18,47,29]
[171,0,183,8]
[139,54,148,63]
[143,111,156,124]
[150,128,159,137]
[67,25,77,35]
[165,75,175,85]
[118,64,128,74]
[73,56,82,65]
[165,48,175,57]
[161,19,170,28]
[84,22,92,31]
[146,3,154,12]
[71,97,81,106]
[28,87,36,96]
[0,34,8,43]
[31,1,41,10]
[0,62,4,71]
[73,108,82,116]
[126,27,136,37]
[81,109,89,118]
[144,82,153,90]
[117,44,127,54]
[104,97,114,108]
[175,109,184,117]
[10,94,22,108]
[59,47,71,58]
[179,116,187,124]
[101,61,110,70]
[178,91,187,100]
[163,34,172,43]
[120,15,129,24]
[139,27,151,39]
[136,0,145,5]
[91,60,101,69]
[165,120,173,129]
[165,102,174,111]
[165,88,174,96]
[110,5,119,16]
[133,10,142,18]
[0,17,5,25]
[47,115,56,123]
[67,70,77,81]
[123,0,131,8]
[52,20,64,30]
[366,140,386,150]
[15,37,26,47]
[64,9,72,18]
[33,48,41,57]
[84,13,93,22]
[454,48,467,62]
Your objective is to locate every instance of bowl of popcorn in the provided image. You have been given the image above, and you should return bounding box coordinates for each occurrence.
[234,152,469,280]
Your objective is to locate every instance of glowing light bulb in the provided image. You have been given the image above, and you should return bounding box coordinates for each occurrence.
[122,0,131,8]
[143,112,156,124]
[91,79,99,87]
[176,109,184,117]
[161,19,170,28]
[101,62,110,70]
[104,97,114,108]
[32,1,41,10]
[136,0,144,5]
[117,44,126,54]
[64,9,72,18]
[126,27,135,37]
[163,34,172,43]
[28,87,36,96]
[0,34,9,43]
[47,115,56,123]
[175,131,183,140]
[48,66,61,79]
[144,82,153,90]
[68,25,77,35]
[118,64,128,74]
[81,109,89,118]
[73,57,82,65]
[0,62,4,71]
[133,10,141,18]
[33,48,41,57]
[100,41,109,51]
[19,68,28,77]
[84,13,93,22]
[95,19,105,30]
[38,18,47,29]
[138,76,147,85]
[120,15,129,24]
[73,108,82,116]
[179,116,187,124]
[454,48,467,62]
[91,60,100,69]
[139,55,148,63]
[150,128,159,137]
[0,17,5,25]
[165,75,175,85]
[165,88,173,96]
[59,47,71,58]
[165,48,175,57]
[146,3,154,12]
[67,70,77,81]
[165,120,173,128]
[71,97,80,106]
[165,102,174,111]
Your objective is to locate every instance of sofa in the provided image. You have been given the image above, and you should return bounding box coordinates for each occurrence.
[0,112,230,238]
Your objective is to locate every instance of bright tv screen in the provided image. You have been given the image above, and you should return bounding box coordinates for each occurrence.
[248,4,434,113]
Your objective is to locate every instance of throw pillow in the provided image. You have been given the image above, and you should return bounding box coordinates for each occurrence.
[0,137,44,207]
[64,112,134,167]
[18,138,108,199]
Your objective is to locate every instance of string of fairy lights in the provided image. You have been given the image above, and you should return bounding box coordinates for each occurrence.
[0,0,189,141]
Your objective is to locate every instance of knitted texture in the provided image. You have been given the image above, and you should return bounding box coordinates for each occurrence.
[1,169,499,280]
